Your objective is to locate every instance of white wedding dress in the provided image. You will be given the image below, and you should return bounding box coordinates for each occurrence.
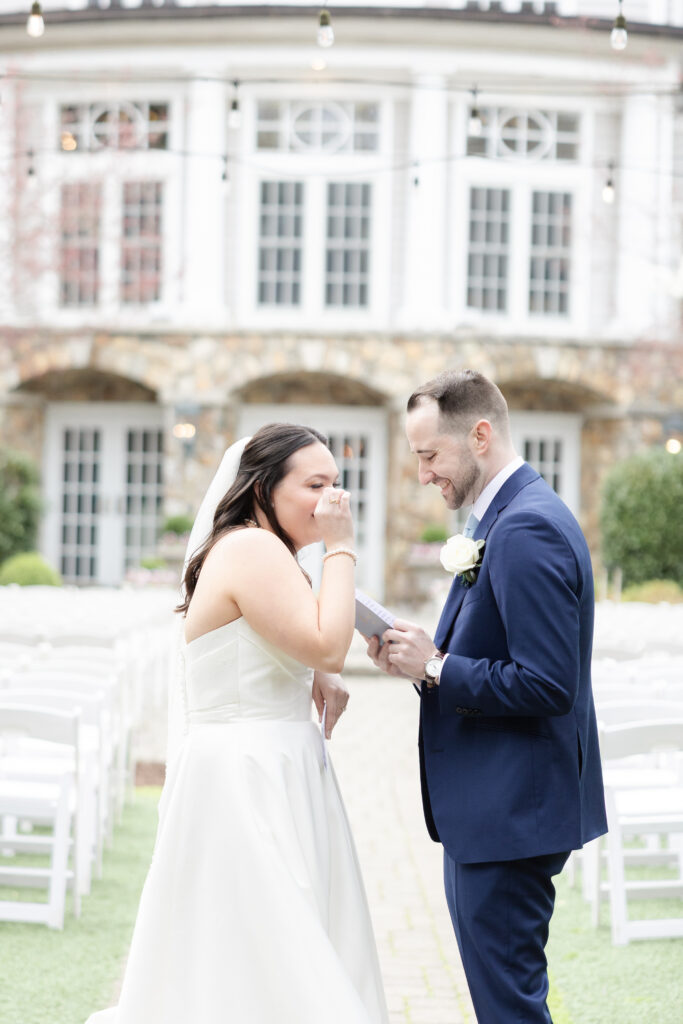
[86,617,388,1024]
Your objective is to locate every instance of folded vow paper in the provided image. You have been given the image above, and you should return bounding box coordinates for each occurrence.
[355,589,396,645]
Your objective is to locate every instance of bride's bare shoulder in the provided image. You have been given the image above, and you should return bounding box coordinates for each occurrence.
[209,527,288,561]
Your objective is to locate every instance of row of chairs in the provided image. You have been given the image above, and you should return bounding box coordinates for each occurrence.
[0,588,177,929]
[569,653,683,945]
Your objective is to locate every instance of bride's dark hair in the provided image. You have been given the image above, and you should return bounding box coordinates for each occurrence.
[176,422,327,615]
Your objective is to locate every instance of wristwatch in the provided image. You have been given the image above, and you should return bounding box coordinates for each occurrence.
[423,650,445,687]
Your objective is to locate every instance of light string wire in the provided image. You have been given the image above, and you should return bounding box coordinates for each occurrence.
[0,70,681,99]
[7,141,683,184]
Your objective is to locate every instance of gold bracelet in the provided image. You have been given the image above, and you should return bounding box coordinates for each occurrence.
[322,547,358,565]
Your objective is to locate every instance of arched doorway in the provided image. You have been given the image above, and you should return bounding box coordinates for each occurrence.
[19,369,163,585]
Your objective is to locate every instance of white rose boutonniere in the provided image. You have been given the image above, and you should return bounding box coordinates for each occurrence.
[440,534,486,588]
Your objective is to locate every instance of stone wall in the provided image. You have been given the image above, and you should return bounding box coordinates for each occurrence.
[0,328,678,598]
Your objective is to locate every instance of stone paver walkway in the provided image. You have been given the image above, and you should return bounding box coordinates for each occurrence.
[329,673,475,1024]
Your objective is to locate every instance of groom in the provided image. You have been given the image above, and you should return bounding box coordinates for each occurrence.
[367,369,607,1023]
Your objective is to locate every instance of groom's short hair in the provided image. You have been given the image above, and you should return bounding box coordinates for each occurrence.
[407,369,510,436]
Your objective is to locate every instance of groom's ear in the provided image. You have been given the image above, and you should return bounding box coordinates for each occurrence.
[470,419,493,454]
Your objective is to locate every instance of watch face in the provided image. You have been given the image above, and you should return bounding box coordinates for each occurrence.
[426,657,441,679]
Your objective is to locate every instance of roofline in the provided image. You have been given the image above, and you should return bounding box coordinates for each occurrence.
[0,4,682,40]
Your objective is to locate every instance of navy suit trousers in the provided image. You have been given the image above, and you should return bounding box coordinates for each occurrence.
[444,849,570,1023]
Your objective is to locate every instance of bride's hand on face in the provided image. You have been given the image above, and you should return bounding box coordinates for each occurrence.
[314,487,354,549]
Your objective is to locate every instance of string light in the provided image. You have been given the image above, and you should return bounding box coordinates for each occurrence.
[228,81,241,130]
[610,0,628,51]
[221,155,231,194]
[602,163,615,204]
[172,422,196,440]
[26,0,44,38]
[317,10,334,49]
[665,438,682,454]
[468,87,483,138]
[311,56,327,72]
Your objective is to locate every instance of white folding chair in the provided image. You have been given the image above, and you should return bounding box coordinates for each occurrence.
[0,705,80,927]
[30,649,134,817]
[0,687,108,880]
[593,720,683,944]
[8,665,124,833]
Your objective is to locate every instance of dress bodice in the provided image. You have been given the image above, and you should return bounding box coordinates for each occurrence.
[184,617,314,725]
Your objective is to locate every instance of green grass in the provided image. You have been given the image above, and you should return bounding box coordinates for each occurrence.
[0,788,161,1024]
[547,868,683,1024]
[2,794,682,1024]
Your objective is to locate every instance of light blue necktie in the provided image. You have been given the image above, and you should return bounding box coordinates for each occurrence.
[463,512,479,538]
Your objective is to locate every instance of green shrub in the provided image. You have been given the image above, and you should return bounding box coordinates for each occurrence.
[601,449,683,587]
[0,551,62,586]
[419,523,449,544]
[140,556,167,570]
[622,579,683,604]
[0,450,43,564]
[161,514,194,536]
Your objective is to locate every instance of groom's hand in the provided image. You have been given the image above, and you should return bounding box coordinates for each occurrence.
[313,671,350,738]
[383,620,436,680]
[366,619,434,682]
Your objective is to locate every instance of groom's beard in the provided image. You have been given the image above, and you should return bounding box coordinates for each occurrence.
[439,456,480,511]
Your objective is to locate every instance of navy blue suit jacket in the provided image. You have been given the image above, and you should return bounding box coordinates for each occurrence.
[419,463,607,864]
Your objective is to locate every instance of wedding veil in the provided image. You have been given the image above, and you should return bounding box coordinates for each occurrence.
[167,436,252,767]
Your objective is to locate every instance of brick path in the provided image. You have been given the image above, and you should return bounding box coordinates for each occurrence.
[329,673,475,1024]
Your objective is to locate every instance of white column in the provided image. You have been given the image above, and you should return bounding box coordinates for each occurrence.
[182,78,226,325]
[613,93,668,338]
[399,75,450,330]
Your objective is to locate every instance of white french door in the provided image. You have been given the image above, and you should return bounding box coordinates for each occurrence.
[42,403,164,585]
[510,412,581,514]
[239,405,388,598]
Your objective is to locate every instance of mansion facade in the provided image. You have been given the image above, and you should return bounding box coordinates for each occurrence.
[0,0,681,598]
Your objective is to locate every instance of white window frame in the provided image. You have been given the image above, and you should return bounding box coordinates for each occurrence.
[451,95,592,337]
[35,88,184,328]
[234,86,393,332]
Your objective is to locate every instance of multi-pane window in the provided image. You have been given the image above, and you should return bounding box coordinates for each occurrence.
[257,181,304,306]
[466,188,510,312]
[467,109,580,162]
[59,183,101,307]
[523,437,563,494]
[60,428,100,582]
[529,191,572,315]
[325,183,371,307]
[124,429,164,568]
[59,101,170,152]
[121,181,163,304]
[256,101,380,153]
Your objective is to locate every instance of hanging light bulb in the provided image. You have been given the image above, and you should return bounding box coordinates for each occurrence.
[602,163,615,204]
[317,10,334,49]
[610,0,628,51]
[228,81,241,130]
[26,0,45,38]
[468,88,483,138]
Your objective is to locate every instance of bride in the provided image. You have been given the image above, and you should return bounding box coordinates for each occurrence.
[86,423,389,1024]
